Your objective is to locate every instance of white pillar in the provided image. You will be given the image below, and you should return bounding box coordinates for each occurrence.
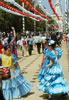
[65,0,67,12]
[34,20,36,32]
[67,0,69,12]
[22,3,25,33]
[34,4,36,32]
[46,21,48,33]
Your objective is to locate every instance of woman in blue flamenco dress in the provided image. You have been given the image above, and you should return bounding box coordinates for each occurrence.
[37,40,69,100]
[0,45,32,100]
[37,40,62,81]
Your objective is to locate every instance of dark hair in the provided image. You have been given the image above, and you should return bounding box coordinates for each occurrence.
[4,45,11,51]
[45,38,50,42]
[8,36,11,44]
[49,43,56,49]
[0,40,2,45]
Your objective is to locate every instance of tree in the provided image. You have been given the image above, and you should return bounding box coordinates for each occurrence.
[0,0,22,32]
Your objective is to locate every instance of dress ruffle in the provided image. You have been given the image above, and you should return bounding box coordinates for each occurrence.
[2,66,32,100]
[37,49,50,80]
[45,63,63,75]
[37,73,69,94]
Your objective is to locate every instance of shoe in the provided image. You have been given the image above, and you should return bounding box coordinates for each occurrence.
[60,93,68,97]
[45,95,48,98]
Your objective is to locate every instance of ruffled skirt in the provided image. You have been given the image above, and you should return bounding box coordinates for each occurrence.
[37,63,69,94]
[2,66,32,100]
[37,59,49,80]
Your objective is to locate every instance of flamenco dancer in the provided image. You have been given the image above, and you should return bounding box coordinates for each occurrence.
[0,45,32,100]
[37,39,62,81]
[37,40,69,100]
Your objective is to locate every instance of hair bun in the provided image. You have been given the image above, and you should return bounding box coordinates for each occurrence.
[48,40,55,46]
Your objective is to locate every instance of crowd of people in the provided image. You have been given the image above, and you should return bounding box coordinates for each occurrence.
[0,28,66,57]
[17,31,64,57]
[0,27,69,100]
[0,30,46,56]
[17,32,46,56]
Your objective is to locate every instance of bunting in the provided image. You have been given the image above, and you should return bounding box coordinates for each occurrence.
[0,1,43,21]
[4,0,46,21]
[48,0,60,20]
[0,6,39,21]
[19,0,51,21]
[34,0,55,21]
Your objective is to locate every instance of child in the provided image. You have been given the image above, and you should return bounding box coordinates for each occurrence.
[37,40,69,100]
[0,45,32,100]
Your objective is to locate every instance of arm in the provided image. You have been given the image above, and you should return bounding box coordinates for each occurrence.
[40,54,45,68]
[16,62,21,70]
[43,58,53,68]
[10,27,16,44]
[16,62,23,74]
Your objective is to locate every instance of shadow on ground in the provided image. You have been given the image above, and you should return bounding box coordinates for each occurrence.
[30,80,36,83]
[18,57,22,60]
[40,94,69,100]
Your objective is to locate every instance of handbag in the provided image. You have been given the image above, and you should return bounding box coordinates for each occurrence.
[23,40,27,46]
[2,67,11,80]
[0,67,11,80]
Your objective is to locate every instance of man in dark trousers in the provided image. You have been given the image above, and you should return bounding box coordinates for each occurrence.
[27,34,33,55]
[36,33,41,54]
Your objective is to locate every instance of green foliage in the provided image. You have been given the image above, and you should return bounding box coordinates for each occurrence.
[0,0,22,32]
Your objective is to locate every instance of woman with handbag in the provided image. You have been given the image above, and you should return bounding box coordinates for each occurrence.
[0,45,32,100]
